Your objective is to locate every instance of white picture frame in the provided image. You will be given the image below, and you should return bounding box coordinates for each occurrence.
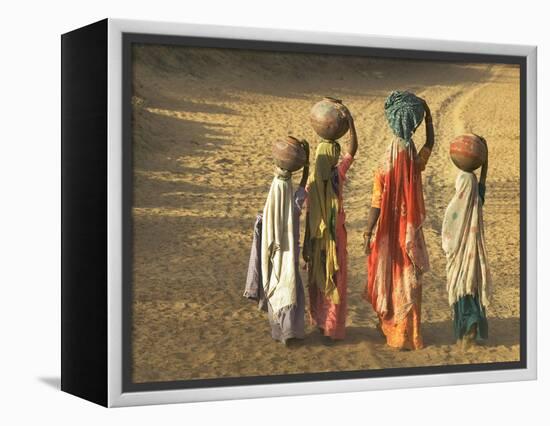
[61,18,537,407]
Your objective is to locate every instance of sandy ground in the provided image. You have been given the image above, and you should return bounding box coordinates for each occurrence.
[130,45,520,383]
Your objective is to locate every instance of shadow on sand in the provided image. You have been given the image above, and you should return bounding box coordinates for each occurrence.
[303,315,520,349]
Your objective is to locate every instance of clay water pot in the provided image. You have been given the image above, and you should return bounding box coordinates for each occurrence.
[310,97,350,141]
[272,136,307,172]
[450,134,488,172]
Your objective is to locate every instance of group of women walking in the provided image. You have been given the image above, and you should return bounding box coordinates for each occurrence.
[244,91,491,351]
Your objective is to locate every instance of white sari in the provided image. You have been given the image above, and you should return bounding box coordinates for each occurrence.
[261,169,297,315]
[442,171,491,308]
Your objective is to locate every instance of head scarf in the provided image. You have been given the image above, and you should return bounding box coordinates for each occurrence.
[384,91,425,144]
[442,171,491,308]
[304,141,341,304]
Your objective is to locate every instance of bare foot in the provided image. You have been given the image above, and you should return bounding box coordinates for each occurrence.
[464,325,478,350]
[375,322,385,338]
[467,324,478,341]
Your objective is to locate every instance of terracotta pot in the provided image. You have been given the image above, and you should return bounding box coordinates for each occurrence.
[310,97,350,141]
[450,134,488,172]
[272,136,307,172]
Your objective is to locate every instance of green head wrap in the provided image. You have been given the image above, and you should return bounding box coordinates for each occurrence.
[384,91,425,143]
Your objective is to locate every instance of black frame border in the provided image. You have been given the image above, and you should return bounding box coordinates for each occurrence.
[61,19,109,406]
[122,32,527,393]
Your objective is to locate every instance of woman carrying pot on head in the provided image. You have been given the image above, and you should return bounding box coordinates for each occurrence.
[303,99,358,341]
[363,91,434,351]
[442,134,491,351]
[244,137,310,346]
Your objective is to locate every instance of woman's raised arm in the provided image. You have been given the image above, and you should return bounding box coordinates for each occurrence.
[299,140,310,188]
[336,104,358,158]
[346,112,358,158]
[421,99,435,151]
[480,137,488,187]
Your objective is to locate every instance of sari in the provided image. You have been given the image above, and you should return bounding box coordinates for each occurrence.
[364,137,430,350]
[442,171,491,340]
[304,141,353,340]
[364,91,430,350]
[244,167,306,343]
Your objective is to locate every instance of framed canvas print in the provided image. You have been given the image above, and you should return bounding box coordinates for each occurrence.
[61,18,537,407]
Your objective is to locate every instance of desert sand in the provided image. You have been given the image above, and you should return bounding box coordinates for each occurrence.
[130,45,521,383]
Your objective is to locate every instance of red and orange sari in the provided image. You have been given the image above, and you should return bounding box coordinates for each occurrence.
[364,138,430,350]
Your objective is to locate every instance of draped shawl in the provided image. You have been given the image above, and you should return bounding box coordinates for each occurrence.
[261,168,297,314]
[365,138,430,321]
[304,141,341,304]
[442,171,491,308]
